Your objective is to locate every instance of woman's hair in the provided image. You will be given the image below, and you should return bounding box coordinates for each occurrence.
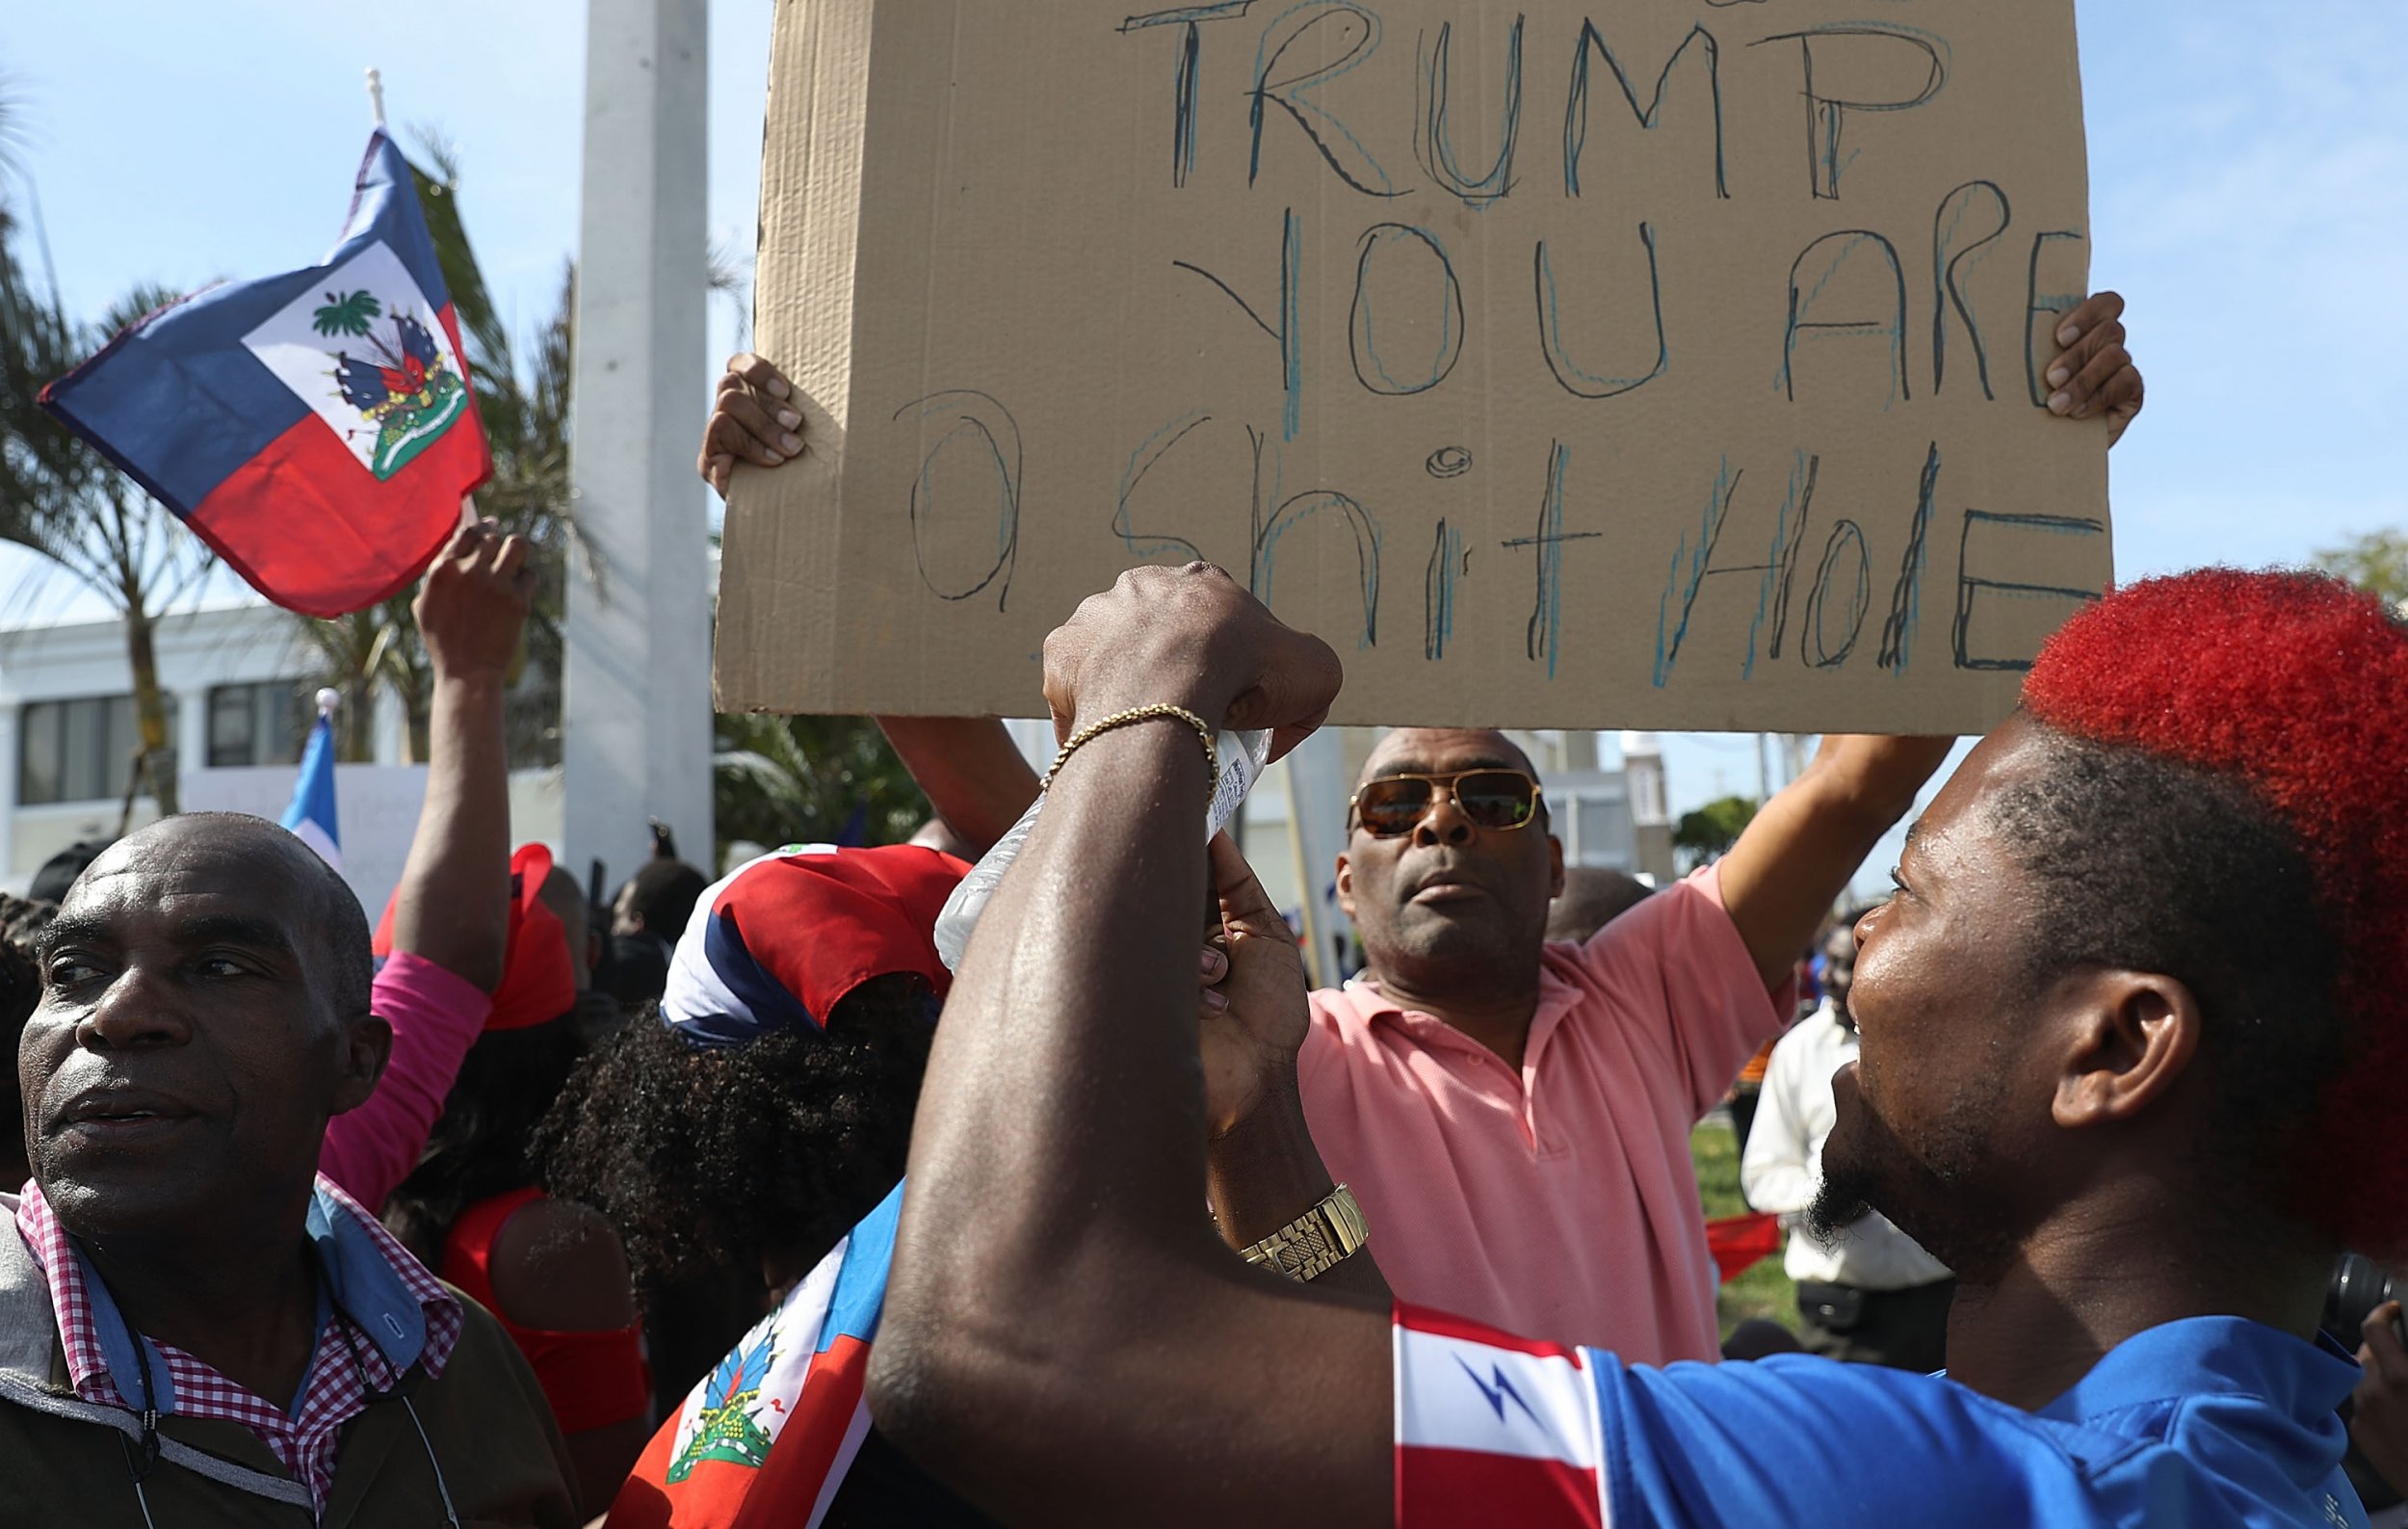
[533,972,936,1299]
[382,1012,589,1264]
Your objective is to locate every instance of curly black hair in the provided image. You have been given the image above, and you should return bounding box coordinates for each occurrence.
[532,972,935,1302]
[382,1011,589,1266]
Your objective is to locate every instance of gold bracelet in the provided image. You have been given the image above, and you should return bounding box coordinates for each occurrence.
[1040,704,1218,793]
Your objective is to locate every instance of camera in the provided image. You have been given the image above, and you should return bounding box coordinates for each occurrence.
[2327,1252,2407,1347]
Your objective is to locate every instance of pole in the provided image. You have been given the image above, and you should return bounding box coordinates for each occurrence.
[563,0,714,883]
[1280,730,1351,989]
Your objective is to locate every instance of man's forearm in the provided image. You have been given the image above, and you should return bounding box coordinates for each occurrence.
[390,671,511,990]
[1719,734,1953,990]
[895,721,1215,1280]
[877,722,1248,1496]
[877,717,1040,860]
[1207,1088,1391,1303]
[870,570,1392,1527]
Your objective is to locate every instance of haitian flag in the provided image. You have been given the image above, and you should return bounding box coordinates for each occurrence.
[39,131,488,618]
[605,1182,901,1529]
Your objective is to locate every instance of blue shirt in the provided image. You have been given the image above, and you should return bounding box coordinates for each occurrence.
[1395,1311,2367,1527]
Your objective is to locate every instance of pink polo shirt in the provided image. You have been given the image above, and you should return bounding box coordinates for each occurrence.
[1298,863,1784,1364]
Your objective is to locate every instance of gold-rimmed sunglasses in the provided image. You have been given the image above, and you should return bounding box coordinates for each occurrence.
[1348,769,1544,838]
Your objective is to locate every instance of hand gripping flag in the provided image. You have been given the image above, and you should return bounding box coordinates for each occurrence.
[40,132,489,617]
[278,697,342,870]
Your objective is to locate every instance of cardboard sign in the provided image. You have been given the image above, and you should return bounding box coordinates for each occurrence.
[718,0,2108,732]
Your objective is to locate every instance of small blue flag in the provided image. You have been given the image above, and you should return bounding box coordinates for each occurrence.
[280,702,342,871]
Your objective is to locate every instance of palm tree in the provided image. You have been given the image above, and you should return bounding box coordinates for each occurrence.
[713,712,932,854]
[2314,531,2408,609]
[311,289,383,338]
[0,117,210,815]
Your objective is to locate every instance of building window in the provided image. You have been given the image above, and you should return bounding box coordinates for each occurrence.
[207,680,309,769]
[20,695,175,807]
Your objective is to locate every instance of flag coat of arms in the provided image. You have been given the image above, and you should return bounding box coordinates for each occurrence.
[606,1184,901,1529]
[40,131,488,617]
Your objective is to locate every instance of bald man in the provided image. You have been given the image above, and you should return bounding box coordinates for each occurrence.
[4,814,574,1522]
[1545,866,1655,945]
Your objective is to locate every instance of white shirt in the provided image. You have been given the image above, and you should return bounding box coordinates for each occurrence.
[1740,1000,1952,1291]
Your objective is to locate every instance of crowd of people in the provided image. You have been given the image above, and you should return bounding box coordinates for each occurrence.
[3,284,2404,1529]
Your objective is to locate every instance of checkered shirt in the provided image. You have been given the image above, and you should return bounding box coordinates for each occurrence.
[14,1174,462,1517]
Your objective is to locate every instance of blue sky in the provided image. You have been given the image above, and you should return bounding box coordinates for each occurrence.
[7,3,2403,889]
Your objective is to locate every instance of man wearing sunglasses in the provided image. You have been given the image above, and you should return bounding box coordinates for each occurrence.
[694,290,2143,1364]
[1307,724,1948,1360]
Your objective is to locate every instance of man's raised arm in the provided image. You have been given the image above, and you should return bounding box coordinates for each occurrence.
[319,522,533,1211]
[1712,292,2143,990]
[868,566,1393,1529]
[1715,734,1954,992]
[702,354,1039,857]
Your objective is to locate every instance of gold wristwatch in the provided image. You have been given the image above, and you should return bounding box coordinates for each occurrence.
[1239,1184,1370,1282]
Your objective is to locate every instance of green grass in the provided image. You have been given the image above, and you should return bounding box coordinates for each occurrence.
[1691,1116,1800,1339]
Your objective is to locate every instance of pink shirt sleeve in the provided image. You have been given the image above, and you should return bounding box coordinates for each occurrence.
[317,951,491,1214]
[1563,862,1793,1119]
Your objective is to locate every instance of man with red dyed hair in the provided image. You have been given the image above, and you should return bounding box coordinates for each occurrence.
[871,563,2406,1528]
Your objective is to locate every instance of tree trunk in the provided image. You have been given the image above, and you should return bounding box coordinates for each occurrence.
[341,675,375,763]
[122,606,179,817]
[401,668,432,765]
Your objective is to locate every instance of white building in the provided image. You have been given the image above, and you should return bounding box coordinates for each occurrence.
[0,602,563,910]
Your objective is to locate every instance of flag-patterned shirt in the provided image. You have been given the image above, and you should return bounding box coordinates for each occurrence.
[1393,1303,2369,1528]
[15,1174,461,1517]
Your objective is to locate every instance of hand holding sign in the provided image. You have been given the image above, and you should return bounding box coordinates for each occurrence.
[700,353,806,494]
[2047,292,2143,442]
[722,0,2120,735]
[1042,563,1341,763]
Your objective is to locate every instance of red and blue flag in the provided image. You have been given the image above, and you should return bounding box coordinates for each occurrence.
[39,131,488,618]
[605,1183,900,1529]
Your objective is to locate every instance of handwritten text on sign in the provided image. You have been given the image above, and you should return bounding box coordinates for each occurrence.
[718,0,2108,732]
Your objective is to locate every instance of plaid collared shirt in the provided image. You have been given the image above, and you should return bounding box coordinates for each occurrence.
[14,1174,462,1517]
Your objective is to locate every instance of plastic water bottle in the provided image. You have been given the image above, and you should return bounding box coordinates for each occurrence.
[933,727,1273,972]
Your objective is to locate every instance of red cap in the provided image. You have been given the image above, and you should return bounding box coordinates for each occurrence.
[373,842,578,1032]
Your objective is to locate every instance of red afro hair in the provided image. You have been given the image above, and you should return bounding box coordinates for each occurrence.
[2022,567,2408,1255]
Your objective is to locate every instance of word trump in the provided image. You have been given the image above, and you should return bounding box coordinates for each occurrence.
[721,0,2107,734]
